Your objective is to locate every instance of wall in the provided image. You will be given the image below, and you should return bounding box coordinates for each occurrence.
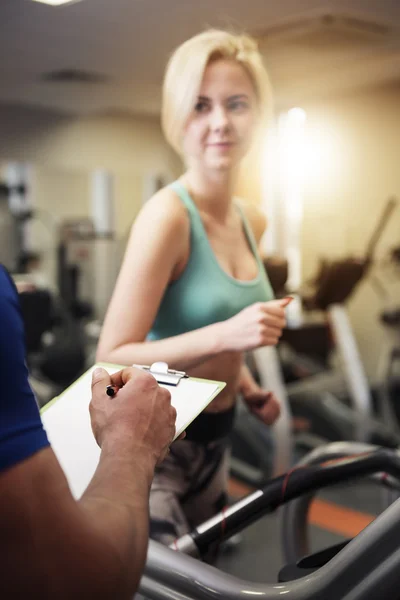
[0,103,182,296]
[0,104,180,173]
[0,103,182,234]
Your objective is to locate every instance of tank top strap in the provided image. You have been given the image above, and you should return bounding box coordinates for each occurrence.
[168,180,206,239]
[234,201,264,269]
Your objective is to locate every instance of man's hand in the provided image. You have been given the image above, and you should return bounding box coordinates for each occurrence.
[243,388,281,425]
[90,367,176,466]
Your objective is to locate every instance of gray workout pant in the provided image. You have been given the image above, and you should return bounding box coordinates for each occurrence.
[149,438,230,548]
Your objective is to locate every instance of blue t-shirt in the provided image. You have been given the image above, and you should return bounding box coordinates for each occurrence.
[0,265,49,472]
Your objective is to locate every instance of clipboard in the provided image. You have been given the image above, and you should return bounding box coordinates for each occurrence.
[40,362,226,499]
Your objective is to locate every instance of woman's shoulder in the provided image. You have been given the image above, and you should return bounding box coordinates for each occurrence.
[124,184,191,267]
[139,184,189,232]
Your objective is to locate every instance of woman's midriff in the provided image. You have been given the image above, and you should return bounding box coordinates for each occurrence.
[186,350,243,413]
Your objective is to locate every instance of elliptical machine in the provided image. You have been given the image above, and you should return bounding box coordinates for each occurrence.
[285,196,398,450]
[230,197,399,485]
[138,443,400,600]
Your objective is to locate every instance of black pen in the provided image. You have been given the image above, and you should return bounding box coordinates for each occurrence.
[106,385,121,398]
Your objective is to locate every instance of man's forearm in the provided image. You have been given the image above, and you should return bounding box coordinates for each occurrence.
[1,444,156,600]
[79,438,156,596]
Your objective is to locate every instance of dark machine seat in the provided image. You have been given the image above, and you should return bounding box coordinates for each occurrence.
[18,288,86,390]
[18,289,54,354]
[278,539,351,582]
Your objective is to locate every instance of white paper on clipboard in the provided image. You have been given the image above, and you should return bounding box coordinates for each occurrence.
[41,362,226,499]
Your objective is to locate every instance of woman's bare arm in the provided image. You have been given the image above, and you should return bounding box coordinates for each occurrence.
[96,188,226,370]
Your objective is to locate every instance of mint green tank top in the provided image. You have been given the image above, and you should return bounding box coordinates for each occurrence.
[148,181,274,341]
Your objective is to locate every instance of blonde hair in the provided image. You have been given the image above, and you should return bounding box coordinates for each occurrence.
[162,29,273,156]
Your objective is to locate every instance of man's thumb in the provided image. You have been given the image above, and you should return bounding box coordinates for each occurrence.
[92,367,110,388]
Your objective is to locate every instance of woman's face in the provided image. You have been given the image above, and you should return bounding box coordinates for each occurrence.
[182,59,258,172]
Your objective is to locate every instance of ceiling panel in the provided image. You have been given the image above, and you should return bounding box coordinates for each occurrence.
[1,0,399,115]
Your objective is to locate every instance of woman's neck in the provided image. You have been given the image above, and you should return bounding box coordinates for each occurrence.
[182,168,238,221]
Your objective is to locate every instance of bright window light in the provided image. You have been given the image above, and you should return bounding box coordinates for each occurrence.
[31,0,82,6]
[287,107,307,124]
[278,107,308,290]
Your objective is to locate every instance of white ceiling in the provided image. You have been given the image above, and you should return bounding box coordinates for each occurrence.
[1,0,400,116]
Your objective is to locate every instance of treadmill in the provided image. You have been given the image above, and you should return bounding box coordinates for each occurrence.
[138,443,400,600]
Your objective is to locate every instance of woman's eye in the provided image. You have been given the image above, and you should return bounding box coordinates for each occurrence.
[194,101,209,113]
[228,100,248,111]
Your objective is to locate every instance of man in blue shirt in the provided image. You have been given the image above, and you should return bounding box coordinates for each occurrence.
[0,265,176,599]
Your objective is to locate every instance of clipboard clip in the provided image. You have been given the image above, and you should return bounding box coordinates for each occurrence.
[132,361,188,386]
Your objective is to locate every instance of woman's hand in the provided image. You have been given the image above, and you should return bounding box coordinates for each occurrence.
[219,297,291,353]
[239,362,281,425]
[243,388,281,425]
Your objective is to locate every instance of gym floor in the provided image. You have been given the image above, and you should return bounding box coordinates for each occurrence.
[216,478,382,583]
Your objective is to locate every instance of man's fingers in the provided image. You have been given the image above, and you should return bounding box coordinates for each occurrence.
[110,367,158,391]
[109,367,141,387]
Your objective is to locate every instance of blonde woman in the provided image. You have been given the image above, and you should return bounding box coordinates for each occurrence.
[97,29,290,552]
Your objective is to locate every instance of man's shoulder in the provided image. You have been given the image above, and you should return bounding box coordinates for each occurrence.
[0,265,18,302]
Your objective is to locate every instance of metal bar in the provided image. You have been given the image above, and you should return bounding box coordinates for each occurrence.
[281,442,400,563]
[177,447,400,557]
[141,499,400,600]
[252,346,293,475]
[328,305,372,441]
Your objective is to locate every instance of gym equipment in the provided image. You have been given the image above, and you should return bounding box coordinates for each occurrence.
[230,346,294,483]
[230,344,400,487]
[284,196,398,438]
[0,182,25,271]
[284,196,397,420]
[173,445,400,559]
[20,289,87,406]
[57,218,118,321]
[372,243,400,431]
[230,198,399,485]
[138,445,400,599]
[281,441,400,565]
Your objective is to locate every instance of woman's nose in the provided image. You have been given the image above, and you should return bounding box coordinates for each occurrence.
[210,106,230,132]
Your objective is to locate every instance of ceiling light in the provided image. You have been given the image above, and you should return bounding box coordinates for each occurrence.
[31,0,83,6]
